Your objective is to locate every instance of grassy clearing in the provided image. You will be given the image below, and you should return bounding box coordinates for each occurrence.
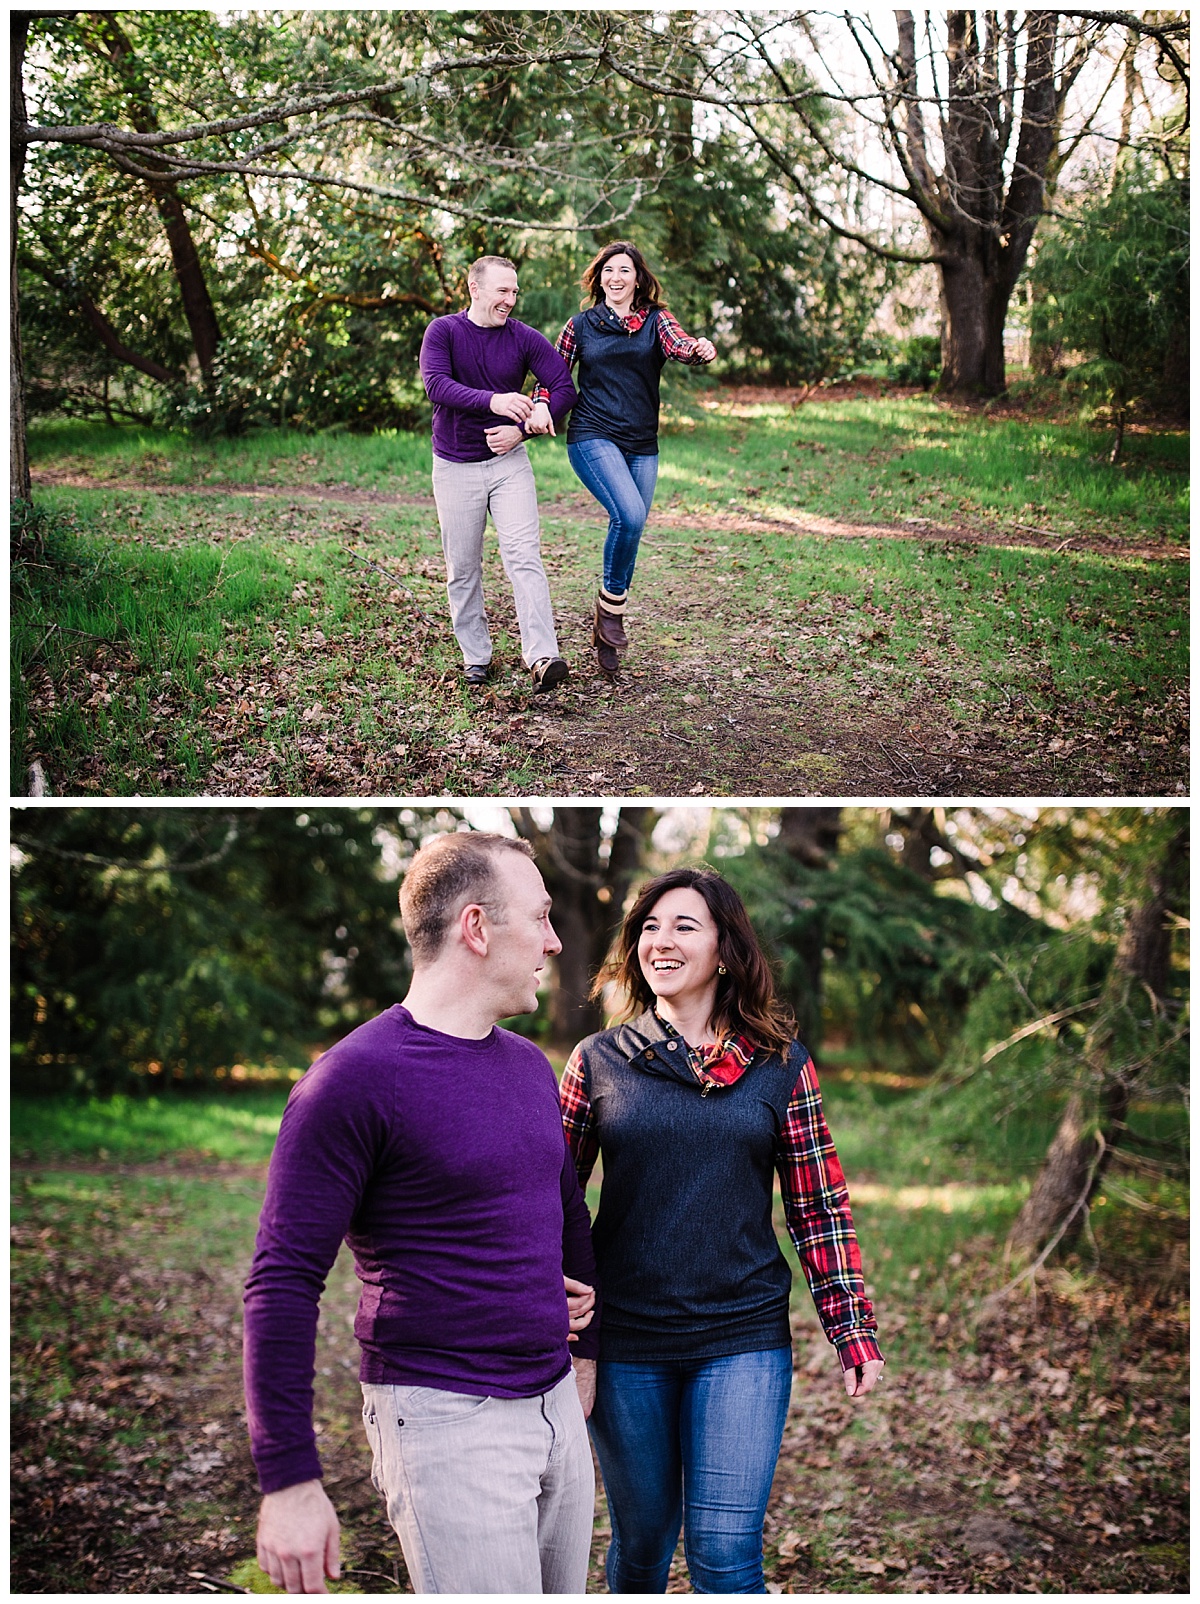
[30,397,1189,541]
[16,398,1189,797]
[10,1084,1188,1593]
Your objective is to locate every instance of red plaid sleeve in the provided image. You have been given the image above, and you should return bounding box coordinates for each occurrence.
[530,319,577,408]
[656,309,706,365]
[559,1045,600,1188]
[778,1053,883,1371]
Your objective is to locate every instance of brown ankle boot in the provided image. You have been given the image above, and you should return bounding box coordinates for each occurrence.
[592,611,620,677]
[595,590,629,649]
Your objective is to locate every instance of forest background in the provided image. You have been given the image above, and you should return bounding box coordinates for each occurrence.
[11,10,1190,798]
[11,803,1189,1593]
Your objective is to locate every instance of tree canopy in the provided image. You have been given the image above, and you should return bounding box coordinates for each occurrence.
[15,7,1184,486]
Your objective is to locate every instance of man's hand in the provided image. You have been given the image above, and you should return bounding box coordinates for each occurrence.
[490,391,534,422]
[524,401,555,436]
[573,1356,597,1420]
[484,423,525,456]
[693,338,717,363]
[564,1274,595,1341]
[843,1358,886,1399]
[257,1479,340,1594]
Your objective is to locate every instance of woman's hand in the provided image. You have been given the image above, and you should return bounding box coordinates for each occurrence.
[843,1358,885,1398]
[485,424,525,456]
[524,401,556,436]
[564,1274,596,1340]
[694,338,716,363]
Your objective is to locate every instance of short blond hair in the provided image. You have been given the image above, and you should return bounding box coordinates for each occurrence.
[400,831,534,963]
[468,254,517,288]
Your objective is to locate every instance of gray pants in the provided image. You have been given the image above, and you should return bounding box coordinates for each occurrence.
[431,446,560,669]
[361,1369,594,1594]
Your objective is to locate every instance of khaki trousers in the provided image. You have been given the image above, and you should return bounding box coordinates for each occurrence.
[430,445,561,668]
[361,1369,594,1594]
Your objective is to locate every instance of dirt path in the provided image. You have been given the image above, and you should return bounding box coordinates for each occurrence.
[31,470,1187,561]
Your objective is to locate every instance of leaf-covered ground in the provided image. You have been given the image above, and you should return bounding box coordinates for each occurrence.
[11,1156,1187,1595]
[16,397,1189,798]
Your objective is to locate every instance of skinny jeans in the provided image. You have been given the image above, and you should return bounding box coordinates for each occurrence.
[567,437,659,596]
[588,1346,793,1593]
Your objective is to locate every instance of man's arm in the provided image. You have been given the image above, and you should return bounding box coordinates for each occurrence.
[522,324,578,431]
[419,317,536,421]
[243,1063,381,1589]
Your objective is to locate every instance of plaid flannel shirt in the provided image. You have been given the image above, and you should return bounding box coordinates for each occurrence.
[560,1036,882,1372]
[530,305,707,407]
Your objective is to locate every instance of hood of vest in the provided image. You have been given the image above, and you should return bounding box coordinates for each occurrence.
[582,304,655,340]
[612,1009,759,1091]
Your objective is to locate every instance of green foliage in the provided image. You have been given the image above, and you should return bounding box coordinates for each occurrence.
[10,808,414,1095]
[724,843,1030,1067]
[886,334,942,389]
[1031,172,1190,433]
[18,9,897,431]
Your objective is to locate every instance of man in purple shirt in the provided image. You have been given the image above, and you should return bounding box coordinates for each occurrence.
[419,256,578,692]
[244,832,599,1593]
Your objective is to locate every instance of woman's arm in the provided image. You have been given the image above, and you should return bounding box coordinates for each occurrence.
[656,309,716,366]
[559,1045,600,1187]
[776,1050,884,1373]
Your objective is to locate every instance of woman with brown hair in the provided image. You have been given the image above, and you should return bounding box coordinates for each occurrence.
[560,867,884,1593]
[527,241,715,676]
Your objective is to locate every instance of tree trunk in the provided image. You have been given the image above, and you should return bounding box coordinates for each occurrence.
[1006,819,1188,1262]
[777,807,842,1049]
[85,12,222,379]
[516,807,651,1051]
[937,250,1011,395]
[777,806,843,868]
[914,10,1060,399]
[11,12,32,504]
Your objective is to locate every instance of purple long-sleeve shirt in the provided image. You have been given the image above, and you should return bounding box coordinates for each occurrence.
[419,310,577,462]
[243,1006,599,1495]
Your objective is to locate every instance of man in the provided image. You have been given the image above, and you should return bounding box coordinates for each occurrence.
[244,832,599,1594]
[419,255,577,692]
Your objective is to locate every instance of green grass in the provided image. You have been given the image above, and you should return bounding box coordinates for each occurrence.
[29,397,1190,540]
[11,1089,291,1165]
[15,399,1189,797]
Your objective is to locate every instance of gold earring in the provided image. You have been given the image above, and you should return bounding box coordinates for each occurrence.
[717,964,727,975]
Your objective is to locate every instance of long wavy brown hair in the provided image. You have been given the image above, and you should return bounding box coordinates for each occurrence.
[580,240,666,313]
[591,868,796,1053]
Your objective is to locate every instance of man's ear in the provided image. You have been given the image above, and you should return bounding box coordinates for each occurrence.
[459,901,489,959]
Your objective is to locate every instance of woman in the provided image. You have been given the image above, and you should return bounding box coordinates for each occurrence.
[560,868,884,1594]
[529,242,716,676]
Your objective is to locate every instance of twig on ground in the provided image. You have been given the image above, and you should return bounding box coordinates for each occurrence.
[343,546,440,624]
[878,738,920,781]
[1012,522,1065,539]
[186,1573,250,1594]
[660,726,699,746]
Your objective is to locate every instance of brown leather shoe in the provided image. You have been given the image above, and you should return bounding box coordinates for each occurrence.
[594,596,628,651]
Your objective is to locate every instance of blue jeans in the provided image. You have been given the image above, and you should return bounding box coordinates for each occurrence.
[567,437,659,596]
[589,1347,793,1594]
